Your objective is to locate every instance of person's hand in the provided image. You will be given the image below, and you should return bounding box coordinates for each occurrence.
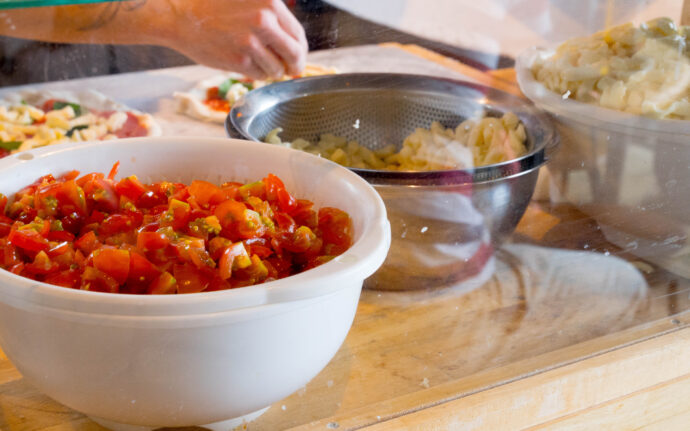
[158,0,308,79]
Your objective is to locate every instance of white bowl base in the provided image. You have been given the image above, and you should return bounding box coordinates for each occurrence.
[89,407,270,431]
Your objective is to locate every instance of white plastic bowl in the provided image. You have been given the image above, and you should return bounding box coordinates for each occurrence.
[0,137,390,430]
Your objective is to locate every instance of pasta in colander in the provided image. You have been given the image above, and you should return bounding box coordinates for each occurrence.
[264,112,527,171]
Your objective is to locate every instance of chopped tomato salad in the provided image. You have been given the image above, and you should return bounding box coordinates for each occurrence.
[0,165,353,294]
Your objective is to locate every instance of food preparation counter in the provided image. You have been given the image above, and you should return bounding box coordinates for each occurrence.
[0,44,689,430]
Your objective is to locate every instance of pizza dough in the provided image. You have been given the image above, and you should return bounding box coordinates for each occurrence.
[174,65,337,123]
[0,89,161,157]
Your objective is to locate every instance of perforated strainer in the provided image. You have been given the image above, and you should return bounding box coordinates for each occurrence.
[226,73,560,290]
[226,73,558,186]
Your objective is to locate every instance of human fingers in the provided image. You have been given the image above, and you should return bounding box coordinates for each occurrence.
[246,36,286,79]
[191,48,266,80]
[253,14,306,75]
[270,0,308,49]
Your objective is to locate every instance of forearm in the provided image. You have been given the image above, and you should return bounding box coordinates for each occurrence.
[0,1,173,46]
[0,0,308,78]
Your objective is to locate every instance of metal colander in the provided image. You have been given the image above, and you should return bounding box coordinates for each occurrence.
[226,73,560,290]
[226,73,557,186]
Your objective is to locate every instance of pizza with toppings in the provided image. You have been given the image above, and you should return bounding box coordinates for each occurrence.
[174,64,337,123]
[0,90,161,158]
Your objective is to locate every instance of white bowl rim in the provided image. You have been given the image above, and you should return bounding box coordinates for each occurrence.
[516,46,690,138]
[0,137,391,316]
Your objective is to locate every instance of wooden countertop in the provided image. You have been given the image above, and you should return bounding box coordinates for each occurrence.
[0,44,689,430]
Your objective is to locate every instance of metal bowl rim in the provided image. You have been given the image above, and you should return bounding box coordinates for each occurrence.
[226,72,559,186]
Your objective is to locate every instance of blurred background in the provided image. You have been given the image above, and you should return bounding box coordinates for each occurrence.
[0,0,683,86]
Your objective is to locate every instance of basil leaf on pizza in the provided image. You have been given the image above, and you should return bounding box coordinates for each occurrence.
[174,64,336,123]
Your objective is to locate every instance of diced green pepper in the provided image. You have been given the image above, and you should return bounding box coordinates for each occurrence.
[0,141,21,151]
[66,124,89,137]
[218,78,253,98]
[52,101,83,117]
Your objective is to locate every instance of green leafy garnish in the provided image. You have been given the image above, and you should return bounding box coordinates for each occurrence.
[66,124,89,137]
[0,141,21,151]
[217,78,253,98]
[52,101,83,117]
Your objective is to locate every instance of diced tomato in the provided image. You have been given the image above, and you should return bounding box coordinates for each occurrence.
[46,230,76,242]
[273,212,297,233]
[238,181,265,200]
[147,271,177,294]
[8,228,50,252]
[0,215,12,237]
[55,180,87,216]
[84,210,106,226]
[15,208,38,225]
[58,170,80,181]
[188,180,225,208]
[100,213,136,236]
[292,199,317,229]
[173,264,212,294]
[318,207,353,250]
[244,237,273,258]
[51,246,76,269]
[8,262,24,275]
[47,241,71,257]
[88,179,119,213]
[162,199,191,231]
[73,249,87,268]
[93,248,130,285]
[107,162,120,181]
[123,208,143,229]
[282,226,318,253]
[74,231,101,254]
[116,175,148,201]
[76,172,105,187]
[114,113,148,138]
[234,254,269,285]
[137,231,170,251]
[218,242,252,280]
[81,266,119,293]
[0,193,8,215]
[41,99,56,111]
[203,96,230,112]
[206,86,221,100]
[264,173,297,214]
[206,274,232,292]
[60,212,86,235]
[128,252,161,292]
[24,250,59,275]
[136,190,167,209]
[1,243,21,267]
[236,209,266,239]
[0,169,352,295]
[44,269,81,289]
[214,200,247,231]
[220,182,241,200]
